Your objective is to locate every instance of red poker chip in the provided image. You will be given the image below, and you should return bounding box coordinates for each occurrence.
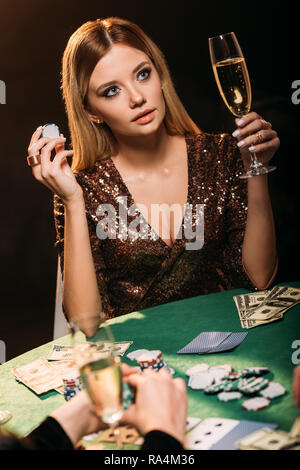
[242,397,270,411]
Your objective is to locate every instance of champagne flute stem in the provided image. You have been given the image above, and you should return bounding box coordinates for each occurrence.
[250,151,264,169]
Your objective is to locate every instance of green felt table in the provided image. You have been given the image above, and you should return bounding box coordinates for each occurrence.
[1,282,300,444]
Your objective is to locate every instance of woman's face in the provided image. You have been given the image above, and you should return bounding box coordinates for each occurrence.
[85,44,166,138]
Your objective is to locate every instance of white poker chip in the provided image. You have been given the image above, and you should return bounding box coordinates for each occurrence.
[188,371,215,390]
[218,391,242,402]
[259,382,286,399]
[126,349,149,360]
[209,367,228,382]
[211,364,233,373]
[242,397,270,411]
[186,363,209,376]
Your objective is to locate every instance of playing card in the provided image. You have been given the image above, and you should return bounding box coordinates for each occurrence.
[177,332,231,354]
[177,332,247,355]
[207,332,248,353]
[211,420,277,450]
[184,418,239,450]
[185,417,202,432]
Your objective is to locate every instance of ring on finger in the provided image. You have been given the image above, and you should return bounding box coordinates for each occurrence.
[256,131,264,145]
[27,153,41,167]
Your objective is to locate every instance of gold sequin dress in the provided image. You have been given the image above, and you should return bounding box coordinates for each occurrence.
[54,132,263,319]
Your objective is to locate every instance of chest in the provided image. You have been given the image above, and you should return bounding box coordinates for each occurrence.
[114,156,189,248]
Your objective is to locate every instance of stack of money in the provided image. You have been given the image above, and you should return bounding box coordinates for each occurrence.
[235,417,300,450]
[11,358,79,395]
[233,286,300,329]
[48,341,133,361]
[11,341,133,396]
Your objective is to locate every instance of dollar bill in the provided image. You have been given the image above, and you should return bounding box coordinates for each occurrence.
[11,358,81,395]
[48,341,133,361]
[233,286,300,329]
[249,286,300,321]
[11,358,63,395]
[48,360,79,378]
[48,345,74,361]
[236,428,300,450]
[290,417,300,438]
[233,291,270,328]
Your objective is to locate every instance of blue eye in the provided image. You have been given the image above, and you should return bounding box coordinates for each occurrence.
[103,86,118,98]
[138,67,151,80]
[102,67,152,99]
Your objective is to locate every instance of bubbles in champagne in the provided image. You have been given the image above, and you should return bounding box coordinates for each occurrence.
[213,57,252,117]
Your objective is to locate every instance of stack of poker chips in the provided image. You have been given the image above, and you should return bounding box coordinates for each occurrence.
[62,375,82,401]
[123,382,135,410]
[136,350,165,371]
[127,349,175,375]
[186,364,286,411]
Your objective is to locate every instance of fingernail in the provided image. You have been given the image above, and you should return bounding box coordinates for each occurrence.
[248,145,256,151]
[237,119,245,126]
[36,125,43,131]
[232,129,240,137]
[237,140,245,147]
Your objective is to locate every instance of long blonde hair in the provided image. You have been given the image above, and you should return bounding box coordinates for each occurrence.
[61,17,201,172]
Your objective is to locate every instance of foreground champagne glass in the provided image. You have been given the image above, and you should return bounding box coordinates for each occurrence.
[69,312,123,448]
[208,32,276,178]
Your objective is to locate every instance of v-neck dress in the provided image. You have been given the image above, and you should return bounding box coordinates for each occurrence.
[53,131,271,319]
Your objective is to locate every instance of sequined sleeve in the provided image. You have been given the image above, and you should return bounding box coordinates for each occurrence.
[53,179,114,319]
[219,134,257,290]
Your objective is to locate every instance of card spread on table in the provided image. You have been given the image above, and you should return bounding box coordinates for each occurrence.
[210,419,278,450]
[184,418,239,450]
[177,332,248,354]
[184,417,277,450]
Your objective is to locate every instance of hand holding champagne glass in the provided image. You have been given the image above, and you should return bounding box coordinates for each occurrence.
[208,32,276,178]
[70,312,124,448]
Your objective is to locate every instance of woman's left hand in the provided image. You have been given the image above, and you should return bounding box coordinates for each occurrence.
[232,112,280,170]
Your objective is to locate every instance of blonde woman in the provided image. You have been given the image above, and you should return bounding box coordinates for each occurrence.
[27,17,279,324]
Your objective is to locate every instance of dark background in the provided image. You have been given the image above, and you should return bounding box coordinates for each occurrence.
[0,1,299,361]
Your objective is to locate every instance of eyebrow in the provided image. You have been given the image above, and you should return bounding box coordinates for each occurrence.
[95,60,151,94]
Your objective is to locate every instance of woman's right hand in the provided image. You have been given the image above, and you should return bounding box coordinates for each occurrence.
[27,126,83,205]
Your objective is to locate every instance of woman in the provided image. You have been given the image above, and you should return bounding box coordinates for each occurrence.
[27,17,279,323]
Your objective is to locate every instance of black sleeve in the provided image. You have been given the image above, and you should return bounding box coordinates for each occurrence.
[25,417,74,450]
[142,430,184,450]
[0,417,74,450]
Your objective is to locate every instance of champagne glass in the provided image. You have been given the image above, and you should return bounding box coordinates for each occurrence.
[69,311,124,448]
[208,32,276,179]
